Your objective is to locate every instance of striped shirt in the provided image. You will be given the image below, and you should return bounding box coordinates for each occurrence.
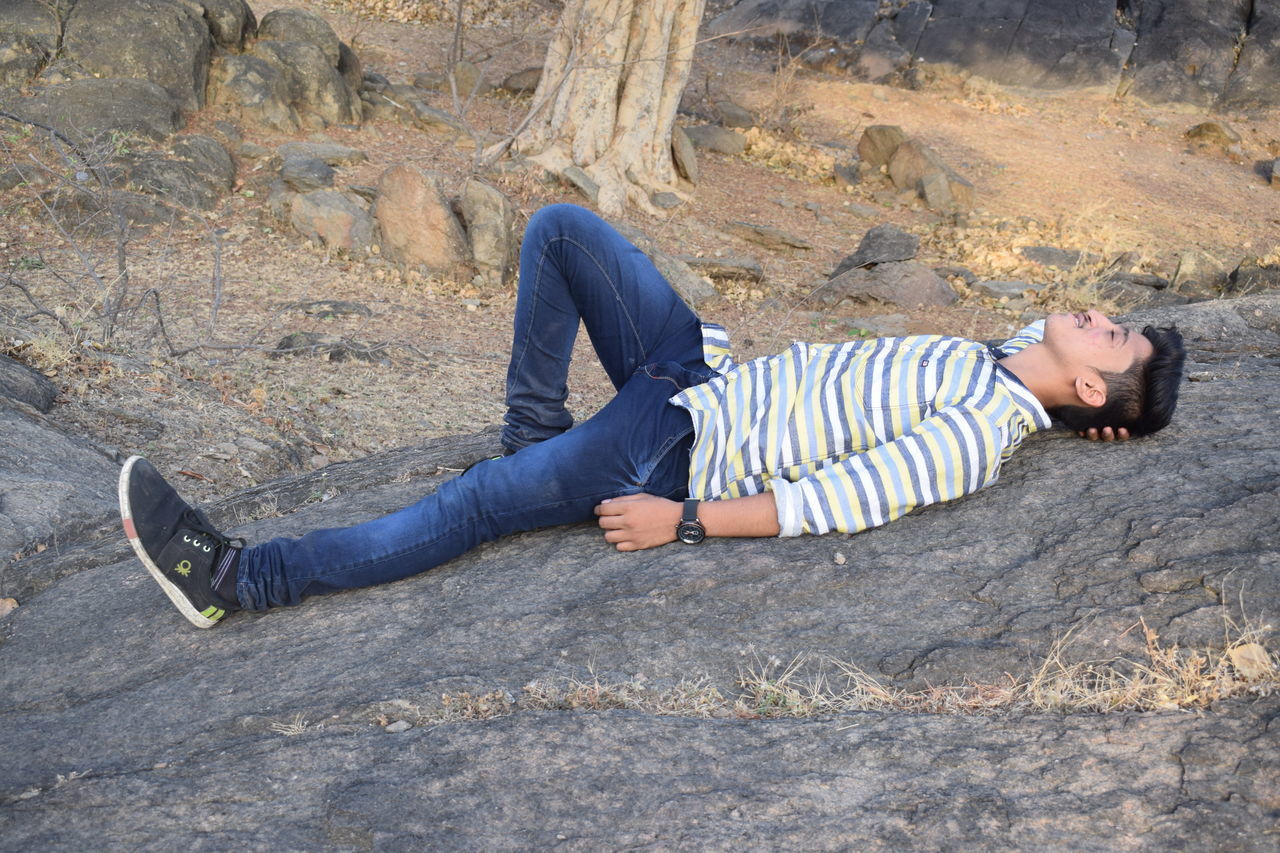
[669,322,1052,537]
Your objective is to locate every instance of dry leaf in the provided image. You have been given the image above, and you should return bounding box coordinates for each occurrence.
[1229,643,1272,680]
[0,598,18,618]
[177,469,211,482]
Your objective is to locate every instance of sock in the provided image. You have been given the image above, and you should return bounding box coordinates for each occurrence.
[210,548,242,609]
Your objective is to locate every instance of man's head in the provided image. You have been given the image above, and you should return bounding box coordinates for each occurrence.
[1042,310,1186,437]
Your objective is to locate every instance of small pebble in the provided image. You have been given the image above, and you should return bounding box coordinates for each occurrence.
[385,720,412,733]
[834,552,846,565]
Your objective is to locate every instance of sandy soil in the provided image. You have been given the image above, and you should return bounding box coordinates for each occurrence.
[2,0,1277,508]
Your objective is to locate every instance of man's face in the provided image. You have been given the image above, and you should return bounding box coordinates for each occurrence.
[1043,309,1154,376]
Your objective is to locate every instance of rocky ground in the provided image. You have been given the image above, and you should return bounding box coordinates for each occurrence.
[2,0,1279,849]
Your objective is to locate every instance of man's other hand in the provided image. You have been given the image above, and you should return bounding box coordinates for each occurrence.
[594,493,681,551]
[1078,426,1130,441]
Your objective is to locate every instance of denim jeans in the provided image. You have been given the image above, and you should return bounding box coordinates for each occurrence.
[236,204,713,609]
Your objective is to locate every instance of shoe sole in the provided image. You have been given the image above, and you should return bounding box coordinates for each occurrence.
[118,456,218,629]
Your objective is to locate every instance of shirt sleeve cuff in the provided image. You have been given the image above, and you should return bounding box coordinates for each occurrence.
[767,478,805,537]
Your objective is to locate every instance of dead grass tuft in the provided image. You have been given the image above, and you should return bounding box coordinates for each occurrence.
[410,609,1277,726]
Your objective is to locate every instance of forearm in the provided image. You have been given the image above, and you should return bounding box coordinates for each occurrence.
[698,492,780,538]
[594,491,779,551]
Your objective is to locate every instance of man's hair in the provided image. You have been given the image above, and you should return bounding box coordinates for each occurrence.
[1050,325,1186,437]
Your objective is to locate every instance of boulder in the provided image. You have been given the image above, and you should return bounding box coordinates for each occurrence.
[373,165,468,274]
[129,157,223,210]
[256,8,341,66]
[683,125,747,156]
[501,66,542,94]
[248,40,360,127]
[823,259,958,308]
[1171,249,1228,296]
[832,223,918,276]
[862,127,909,174]
[459,179,517,289]
[671,125,699,185]
[289,190,375,254]
[1225,258,1280,296]
[0,354,58,413]
[1185,120,1242,149]
[17,78,182,142]
[888,139,974,210]
[206,53,300,133]
[409,101,470,137]
[2,297,1280,848]
[190,0,256,49]
[171,134,236,191]
[714,100,755,128]
[280,156,335,192]
[61,0,212,113]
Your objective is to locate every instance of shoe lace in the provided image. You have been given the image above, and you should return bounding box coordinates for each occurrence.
[180,506,246,552]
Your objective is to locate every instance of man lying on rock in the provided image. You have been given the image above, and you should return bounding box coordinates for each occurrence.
[120,204,1186,628]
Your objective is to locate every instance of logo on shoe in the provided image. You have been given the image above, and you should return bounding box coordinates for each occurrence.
[174,559,192,577]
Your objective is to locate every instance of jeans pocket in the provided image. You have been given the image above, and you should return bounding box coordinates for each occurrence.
[641,360,713,392]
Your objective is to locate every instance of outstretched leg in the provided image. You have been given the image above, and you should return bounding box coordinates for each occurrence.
[503,204,705,451]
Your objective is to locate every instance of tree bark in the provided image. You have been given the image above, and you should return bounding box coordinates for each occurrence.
[506,0,705,216]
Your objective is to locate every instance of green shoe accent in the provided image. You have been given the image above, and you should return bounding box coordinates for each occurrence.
[201,606,225,620]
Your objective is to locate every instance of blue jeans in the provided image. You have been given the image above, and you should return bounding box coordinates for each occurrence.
[236,205,713,609]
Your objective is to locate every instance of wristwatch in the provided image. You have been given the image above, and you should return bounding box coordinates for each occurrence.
[676,499,706,544]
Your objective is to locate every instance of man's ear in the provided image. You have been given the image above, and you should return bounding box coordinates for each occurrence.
[1073,373,1107,408]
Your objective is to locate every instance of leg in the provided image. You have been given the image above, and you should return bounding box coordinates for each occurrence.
[503,204,705,451]
[237,365,700,610]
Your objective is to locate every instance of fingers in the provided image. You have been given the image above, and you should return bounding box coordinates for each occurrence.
[1078,426,1131,442]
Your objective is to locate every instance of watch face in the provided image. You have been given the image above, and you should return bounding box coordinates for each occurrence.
[677,521,705,544]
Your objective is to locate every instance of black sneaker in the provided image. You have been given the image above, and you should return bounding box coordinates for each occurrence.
[118,456,243,628]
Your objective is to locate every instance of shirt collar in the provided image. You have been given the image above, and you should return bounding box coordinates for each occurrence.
[990,357,1053,432]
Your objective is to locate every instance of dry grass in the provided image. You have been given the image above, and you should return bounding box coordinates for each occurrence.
[404,611,1277,726]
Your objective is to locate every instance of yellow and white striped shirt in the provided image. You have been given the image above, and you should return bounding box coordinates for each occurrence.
[669,322,1052,537]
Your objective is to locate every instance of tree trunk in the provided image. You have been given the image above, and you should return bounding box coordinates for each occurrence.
[506,0,705,216]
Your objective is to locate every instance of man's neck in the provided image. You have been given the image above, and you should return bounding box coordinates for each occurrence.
[996,343,1074,409]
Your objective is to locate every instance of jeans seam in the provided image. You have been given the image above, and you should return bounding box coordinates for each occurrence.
[266,488,627,586]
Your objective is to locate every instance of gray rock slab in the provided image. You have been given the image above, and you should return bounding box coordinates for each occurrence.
[280,155,335,192]
[972,279,1049,300]
[17,78,182,142]
[683,124,746,156]
[833,222,919,275]
[2,298,1279,847]
[723,221,812,250]
[824,259,957,308]
[1,701,1275,850]
[0,401,119,577]
[275,141,368,166]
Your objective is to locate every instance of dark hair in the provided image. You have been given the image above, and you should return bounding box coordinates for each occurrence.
[1050,325,1186,437]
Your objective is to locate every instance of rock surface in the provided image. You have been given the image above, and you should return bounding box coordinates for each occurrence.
[4,297,1278,847]
[709,0,1280,109]
[373,164,468,274]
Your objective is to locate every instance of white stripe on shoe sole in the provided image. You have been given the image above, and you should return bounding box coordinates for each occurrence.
[118,455,218,629]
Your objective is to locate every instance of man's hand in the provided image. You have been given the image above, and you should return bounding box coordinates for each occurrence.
[594,493,681,551]
[1078,426,1130,442]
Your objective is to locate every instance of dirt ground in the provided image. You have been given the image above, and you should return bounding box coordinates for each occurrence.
[3,0,1278,508]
